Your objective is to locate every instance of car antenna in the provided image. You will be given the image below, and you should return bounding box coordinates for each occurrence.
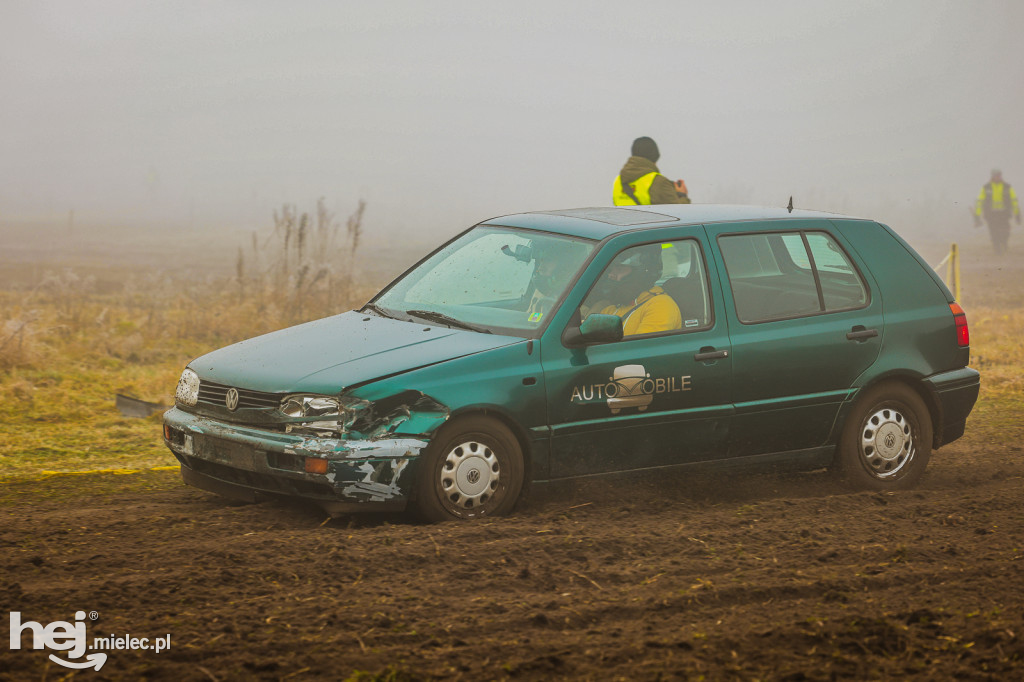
[787,196,794,213]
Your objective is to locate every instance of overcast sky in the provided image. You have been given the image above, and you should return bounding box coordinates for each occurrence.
[2,1,1022,241]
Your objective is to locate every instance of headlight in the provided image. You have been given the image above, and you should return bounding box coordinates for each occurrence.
[281,395,341,417]
[175,368,200,406]
[280,394,346,434]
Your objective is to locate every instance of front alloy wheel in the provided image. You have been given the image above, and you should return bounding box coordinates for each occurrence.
[413,416,524,522]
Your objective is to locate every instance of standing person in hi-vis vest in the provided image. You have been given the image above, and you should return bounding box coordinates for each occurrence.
[974,169,1021,253]
[613,137,691,206]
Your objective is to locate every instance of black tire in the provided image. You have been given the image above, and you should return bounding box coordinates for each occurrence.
[411,416,525,522]
[835,381,932,490]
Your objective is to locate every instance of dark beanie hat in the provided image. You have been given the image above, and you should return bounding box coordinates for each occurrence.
[631,137,660,163]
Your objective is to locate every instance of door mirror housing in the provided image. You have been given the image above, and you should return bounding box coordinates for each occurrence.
[562,313,624,347]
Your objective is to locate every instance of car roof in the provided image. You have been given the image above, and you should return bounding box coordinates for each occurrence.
[479,204,869,241]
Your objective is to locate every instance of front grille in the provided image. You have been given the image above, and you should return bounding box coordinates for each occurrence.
[198,380,282,409]
[267,451,305,473]
[185,457,334,497]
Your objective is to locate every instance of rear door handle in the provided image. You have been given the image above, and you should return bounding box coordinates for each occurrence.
[846,327,879,341]
[694,348,729,361]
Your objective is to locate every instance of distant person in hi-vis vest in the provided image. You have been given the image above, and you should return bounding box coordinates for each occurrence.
[974,168,1021,252]
[613,137,691,206]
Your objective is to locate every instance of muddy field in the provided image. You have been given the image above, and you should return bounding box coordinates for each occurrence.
[3,445,1024,681]
[3,241,1023,680]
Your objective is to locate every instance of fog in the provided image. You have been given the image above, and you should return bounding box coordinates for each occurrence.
[2,0,1022,245]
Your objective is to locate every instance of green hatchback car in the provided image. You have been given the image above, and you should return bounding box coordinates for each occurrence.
[163,205,979,521]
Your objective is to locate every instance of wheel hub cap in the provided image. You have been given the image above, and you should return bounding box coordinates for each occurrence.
[860,407,914,478]
[441,440,500,509]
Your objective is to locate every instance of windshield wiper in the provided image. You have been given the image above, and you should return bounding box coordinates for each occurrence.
[404,309,492,334]
[361,303,398,319]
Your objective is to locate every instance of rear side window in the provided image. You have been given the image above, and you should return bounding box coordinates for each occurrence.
[717,233,783,277]
[805,232,868,311]
[719,231,868,323]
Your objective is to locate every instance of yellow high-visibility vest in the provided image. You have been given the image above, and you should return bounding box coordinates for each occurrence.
[613,172,659,205]
[992,183,1006,210]
[976,182,1019,215]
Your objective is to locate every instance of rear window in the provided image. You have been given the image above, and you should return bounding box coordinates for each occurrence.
[719,231,868,323]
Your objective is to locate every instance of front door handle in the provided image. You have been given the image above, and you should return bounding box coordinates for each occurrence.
[694,348,729,361]
[846,326,879,341]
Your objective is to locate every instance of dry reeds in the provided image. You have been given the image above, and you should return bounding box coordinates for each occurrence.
[0,313,41,372]
[244,198,368,323]
[0,199,372,375]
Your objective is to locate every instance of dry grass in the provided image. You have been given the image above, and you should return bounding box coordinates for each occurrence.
[0,201,376,477]
[964,307,1024,441]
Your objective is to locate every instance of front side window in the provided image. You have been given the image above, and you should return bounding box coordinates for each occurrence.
[374,226,595,335]
[719,231,868,323]
[579,239,712,337]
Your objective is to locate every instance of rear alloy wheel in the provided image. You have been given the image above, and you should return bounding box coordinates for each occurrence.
[413,416,524,522]
[836,382,932,490]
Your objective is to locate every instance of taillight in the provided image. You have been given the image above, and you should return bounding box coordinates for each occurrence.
[950,302,969,347]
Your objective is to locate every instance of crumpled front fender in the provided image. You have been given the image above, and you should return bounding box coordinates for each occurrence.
[164,388,452,512]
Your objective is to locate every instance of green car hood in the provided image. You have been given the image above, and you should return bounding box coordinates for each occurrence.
[189,311,523,394]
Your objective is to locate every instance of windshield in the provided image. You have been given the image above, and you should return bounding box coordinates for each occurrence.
[373,226,595,335]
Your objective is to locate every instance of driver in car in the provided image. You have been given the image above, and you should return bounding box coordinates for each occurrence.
[595,246,682,336]
[525,242,576,323]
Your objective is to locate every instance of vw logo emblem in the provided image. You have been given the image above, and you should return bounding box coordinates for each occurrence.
[466,468,481,485]
[225,388,239,412]
[884,433,897,449]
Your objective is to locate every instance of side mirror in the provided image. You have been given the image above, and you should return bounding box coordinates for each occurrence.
[562,313,624,347]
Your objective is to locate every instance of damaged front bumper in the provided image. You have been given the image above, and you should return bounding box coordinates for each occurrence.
[163,406,429,514]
